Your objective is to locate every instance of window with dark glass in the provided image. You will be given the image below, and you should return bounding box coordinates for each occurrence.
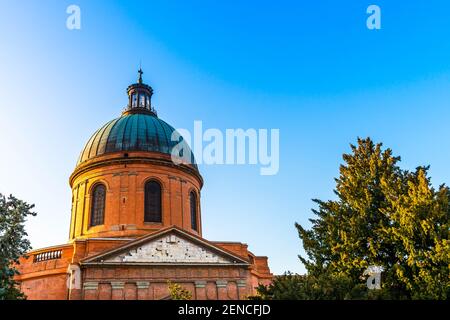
[190,191,198,231]
[139,94,146,108]
[90,184,106,226]
[144,180,162,222]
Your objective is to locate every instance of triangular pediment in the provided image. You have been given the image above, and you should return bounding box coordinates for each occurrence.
[81,227,249,266]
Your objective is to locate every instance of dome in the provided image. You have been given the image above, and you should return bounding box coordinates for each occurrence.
[77,113,196,167]
[77,69,196,169]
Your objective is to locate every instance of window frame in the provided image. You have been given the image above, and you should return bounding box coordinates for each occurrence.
[90,183,106,227]
[144,179,163,223]
[189,190,198,231]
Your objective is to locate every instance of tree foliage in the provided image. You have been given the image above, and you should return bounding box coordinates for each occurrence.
[167,281,192,300]
[0,193,36,300]
[257,138,449,299]
[250,272,387,300]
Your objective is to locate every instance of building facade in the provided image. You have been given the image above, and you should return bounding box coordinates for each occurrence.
[15,71,272,300]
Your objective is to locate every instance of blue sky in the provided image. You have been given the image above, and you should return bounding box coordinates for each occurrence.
[1,0,450,274]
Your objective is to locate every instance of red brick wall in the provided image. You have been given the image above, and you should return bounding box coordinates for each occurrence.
[79,265,252,300]
[69,152,203,241]
[20,274,67,300]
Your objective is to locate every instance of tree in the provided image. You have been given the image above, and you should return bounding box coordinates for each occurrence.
[249,272,369,300]
[295,137,449,299]
[254,138,449,300]
[167,281,192,300]
[384,168,450,299]
[0,193,36,300]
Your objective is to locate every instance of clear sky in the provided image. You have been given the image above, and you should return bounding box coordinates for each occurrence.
[1,0,450,274]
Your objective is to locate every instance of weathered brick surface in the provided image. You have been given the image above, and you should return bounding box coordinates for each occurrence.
[98,283,111,300]
[19,274,67,300]
[206,281,218,300]
[124,283,137,300]
[227,281,239,300]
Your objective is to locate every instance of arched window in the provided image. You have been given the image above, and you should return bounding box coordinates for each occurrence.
[90,184,106,226]
[144,180,162,222]
[190,191,198,231]
[139,94,146,108]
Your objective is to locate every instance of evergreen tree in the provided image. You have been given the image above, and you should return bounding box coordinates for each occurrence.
[249,272,369,300]
[255,138,449,300]
[296,137,449,299]
[384,168,450,299]
[0,193,36,300]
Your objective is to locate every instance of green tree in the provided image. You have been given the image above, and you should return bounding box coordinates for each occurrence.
[384,168,450,299]
[0,193,36,300]
[249,272,370,300]
[295,138,449,299]
[255,138,449,300]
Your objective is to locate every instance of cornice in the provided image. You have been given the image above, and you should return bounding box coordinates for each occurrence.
[70,154,203,188]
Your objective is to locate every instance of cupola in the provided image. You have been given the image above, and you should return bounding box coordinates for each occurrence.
[124,68,156,116]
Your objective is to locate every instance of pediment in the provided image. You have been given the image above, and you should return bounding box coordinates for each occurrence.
[81,227,249,266]
[105,233,232,264]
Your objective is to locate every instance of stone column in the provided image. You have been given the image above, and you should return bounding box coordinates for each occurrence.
[194,281,207,300]
[111,281,125,300]
[136,281,150,300]
[216,280,228,300]
[83,282,98,300]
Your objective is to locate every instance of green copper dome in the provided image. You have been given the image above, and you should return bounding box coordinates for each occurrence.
[77,70,195,168]
[77,113,195,167]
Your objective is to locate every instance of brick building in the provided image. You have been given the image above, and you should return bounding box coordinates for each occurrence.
[15,70,273,300]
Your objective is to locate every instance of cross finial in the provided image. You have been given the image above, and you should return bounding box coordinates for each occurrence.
[138,68,143,84]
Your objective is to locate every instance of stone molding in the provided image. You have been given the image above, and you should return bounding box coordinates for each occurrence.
[83,282,98,290]
[237,280,247,288]
[195,281,206,288]
[216,280,228,288]
[111,281,125,290]
[136,281,150,289]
